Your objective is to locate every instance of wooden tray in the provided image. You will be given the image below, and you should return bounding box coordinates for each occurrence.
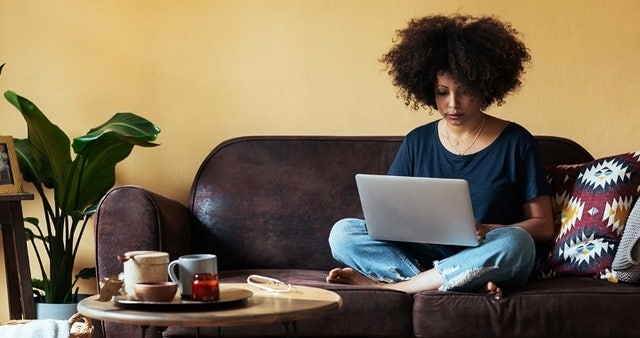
[113,287,253,311]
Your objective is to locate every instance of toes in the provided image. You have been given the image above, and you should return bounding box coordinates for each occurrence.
[482,281,502,300]
[326,268,347,284]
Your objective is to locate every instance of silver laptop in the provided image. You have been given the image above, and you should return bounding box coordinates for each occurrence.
[355,174,479,246]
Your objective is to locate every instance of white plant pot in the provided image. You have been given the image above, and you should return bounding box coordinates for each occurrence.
[36,302,78,320]
[35,294,91,320]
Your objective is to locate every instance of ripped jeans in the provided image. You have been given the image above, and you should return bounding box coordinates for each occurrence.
[328,218,536,293]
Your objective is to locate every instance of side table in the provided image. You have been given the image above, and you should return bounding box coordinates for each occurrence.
[0,192,35,319]
[78,283,343,337]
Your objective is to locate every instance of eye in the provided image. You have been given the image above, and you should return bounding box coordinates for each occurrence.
[458,87,477,98]
[435,86,449,96]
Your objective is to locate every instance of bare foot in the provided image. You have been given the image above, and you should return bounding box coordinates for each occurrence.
[326,267,444,294]
[482,281,502,300]
[326,267,378,286]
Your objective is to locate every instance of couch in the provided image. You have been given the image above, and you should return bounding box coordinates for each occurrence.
[93,135,640,338]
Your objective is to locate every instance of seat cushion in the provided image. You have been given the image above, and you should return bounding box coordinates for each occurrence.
[163,269,413,337]
[412,277,640,337]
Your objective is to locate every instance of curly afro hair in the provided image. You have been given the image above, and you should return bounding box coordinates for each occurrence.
[381,15,531,110]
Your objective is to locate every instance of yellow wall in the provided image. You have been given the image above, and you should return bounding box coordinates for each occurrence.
[1,0,639,320]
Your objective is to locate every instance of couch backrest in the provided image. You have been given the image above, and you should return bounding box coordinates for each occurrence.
[188,135,593,271]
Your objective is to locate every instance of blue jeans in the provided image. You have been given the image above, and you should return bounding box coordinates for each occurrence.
[328,218,536,293]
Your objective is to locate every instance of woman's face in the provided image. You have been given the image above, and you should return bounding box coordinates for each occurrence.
[434,72,483,125]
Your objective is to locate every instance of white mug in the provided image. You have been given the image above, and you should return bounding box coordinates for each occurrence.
[168,254,217,298]
[121,251,169,296]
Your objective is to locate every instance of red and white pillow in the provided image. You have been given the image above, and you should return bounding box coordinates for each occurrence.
[536,151,640,282]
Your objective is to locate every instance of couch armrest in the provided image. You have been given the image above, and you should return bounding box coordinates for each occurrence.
[93,185,192,281]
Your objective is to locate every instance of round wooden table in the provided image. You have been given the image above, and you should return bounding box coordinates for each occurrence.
[78,283,342,337]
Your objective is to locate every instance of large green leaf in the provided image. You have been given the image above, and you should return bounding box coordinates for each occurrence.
[62,134,135,216]
[63,114,160,215]
[13,138,40,185]
[72,112,160,153]
[4,91,71,189]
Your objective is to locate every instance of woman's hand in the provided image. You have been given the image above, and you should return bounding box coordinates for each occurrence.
[475,222,502,240]
[473,196,555,242]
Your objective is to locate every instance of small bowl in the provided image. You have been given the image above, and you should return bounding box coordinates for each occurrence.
[134,282,178,302]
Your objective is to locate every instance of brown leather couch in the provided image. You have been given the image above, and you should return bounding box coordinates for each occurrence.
[94,135,640,337]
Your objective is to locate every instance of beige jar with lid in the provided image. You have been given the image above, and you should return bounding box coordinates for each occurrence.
[122,251,169,296]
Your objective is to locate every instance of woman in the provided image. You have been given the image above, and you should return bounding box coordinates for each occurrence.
[326,15,554,299]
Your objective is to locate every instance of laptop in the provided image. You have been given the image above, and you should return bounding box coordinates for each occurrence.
[355,174,479,246]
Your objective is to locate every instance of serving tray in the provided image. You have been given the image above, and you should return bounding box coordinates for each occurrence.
[113,287,253,310]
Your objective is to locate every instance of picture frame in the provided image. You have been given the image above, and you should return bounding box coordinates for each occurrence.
[0,135,23,194]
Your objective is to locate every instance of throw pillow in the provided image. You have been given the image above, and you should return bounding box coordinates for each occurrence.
[536,151,640,281]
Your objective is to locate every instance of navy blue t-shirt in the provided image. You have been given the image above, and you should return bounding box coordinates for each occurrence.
[388,121,551,225]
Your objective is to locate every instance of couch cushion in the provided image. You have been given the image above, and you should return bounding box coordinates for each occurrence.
[537,152,640,281]
[189,137,402,271]
[412,277,640,337]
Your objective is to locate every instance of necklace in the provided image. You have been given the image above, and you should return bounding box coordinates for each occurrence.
[444,114,486,155]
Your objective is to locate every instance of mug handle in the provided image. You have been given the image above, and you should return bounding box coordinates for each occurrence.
[168,260,180,283]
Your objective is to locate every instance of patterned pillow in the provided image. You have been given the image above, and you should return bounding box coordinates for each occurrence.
[536,151,640,281]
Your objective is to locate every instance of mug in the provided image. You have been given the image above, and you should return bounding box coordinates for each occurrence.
[121,251,169,296]
[168,254,217,298]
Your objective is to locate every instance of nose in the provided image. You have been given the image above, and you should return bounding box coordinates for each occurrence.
[448,92,459,109]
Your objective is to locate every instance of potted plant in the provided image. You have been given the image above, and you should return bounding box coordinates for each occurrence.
[3,90,161,312]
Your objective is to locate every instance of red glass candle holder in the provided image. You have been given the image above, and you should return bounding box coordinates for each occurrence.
[192,273,219,301]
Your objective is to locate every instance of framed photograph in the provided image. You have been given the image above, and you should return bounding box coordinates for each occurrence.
[0,135,23,194]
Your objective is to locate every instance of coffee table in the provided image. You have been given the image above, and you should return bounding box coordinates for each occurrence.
[77,283,342,338]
